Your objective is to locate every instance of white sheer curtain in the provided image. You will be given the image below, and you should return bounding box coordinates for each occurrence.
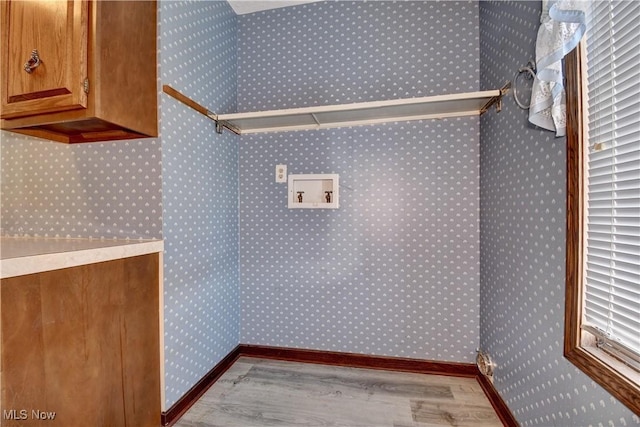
[529,0,589,137]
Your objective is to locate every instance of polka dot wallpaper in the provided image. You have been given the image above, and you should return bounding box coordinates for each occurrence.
[479,1,639,425]
[0,133,162,239]
[160,0,240,409]
[2,0,637,421]
[238,0,480,110]
[238,1,481,363]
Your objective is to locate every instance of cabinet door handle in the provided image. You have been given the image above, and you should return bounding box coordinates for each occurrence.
[23,49,41,74]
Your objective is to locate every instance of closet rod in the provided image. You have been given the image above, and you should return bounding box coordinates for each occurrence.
[162,85,218,122]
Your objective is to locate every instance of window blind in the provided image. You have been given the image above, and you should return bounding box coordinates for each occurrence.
[583,0,640,363]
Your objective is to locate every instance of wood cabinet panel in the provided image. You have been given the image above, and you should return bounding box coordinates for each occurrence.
[0,0,88,118]
[1,254,160,427]
[0,0,157,143]
[120,255,163,426]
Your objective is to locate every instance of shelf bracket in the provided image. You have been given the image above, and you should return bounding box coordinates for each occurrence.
[216,121,242,135]
[480,81,511,115]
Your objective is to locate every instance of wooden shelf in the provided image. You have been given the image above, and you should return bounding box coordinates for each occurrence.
[162,84,510,135]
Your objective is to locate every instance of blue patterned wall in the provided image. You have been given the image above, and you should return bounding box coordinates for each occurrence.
[160,0,240,409]
[0,133,162,239]
[479,1,639,425]
[238,1,481,363]
[238,1,479,111]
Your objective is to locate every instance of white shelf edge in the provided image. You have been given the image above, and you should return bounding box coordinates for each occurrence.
[236,110,482,135]
[219,90,501,120]
[217,89,503,135]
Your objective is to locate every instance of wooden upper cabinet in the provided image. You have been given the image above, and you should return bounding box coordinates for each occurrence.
[0,0,158,143]
[1,0,88,119]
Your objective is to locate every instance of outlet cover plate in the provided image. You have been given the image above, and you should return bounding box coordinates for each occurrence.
[276,164,287,183]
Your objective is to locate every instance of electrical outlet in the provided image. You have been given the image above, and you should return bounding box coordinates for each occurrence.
[275,164,287,183]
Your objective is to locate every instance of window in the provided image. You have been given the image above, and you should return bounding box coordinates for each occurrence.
[565,0,640,414]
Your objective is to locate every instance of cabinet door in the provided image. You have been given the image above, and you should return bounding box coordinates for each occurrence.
[1,255,161,427]
[0,0,88,119]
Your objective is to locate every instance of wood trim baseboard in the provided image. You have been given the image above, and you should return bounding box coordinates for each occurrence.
[161,345,241,426]
[476,370,520,427]
[238,344,479,377]
[162,344,519,427]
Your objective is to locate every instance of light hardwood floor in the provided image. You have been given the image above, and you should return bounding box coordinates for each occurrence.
[174,357,502,427]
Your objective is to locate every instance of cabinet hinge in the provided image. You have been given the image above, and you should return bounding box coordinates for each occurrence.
[83,78,89,94]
